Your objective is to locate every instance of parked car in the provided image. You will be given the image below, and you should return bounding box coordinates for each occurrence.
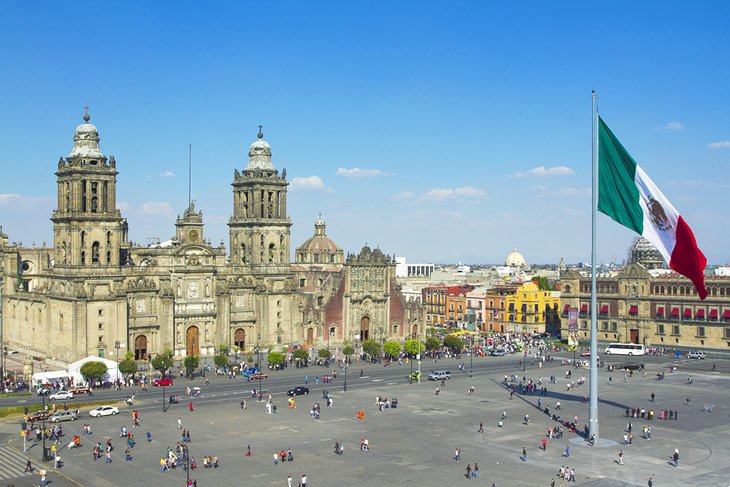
[580,351,592,357]
[153,378,174,387]
[287,386,309,396]
[49,391,74,401]
[89,406,119,418]
[687,351,706,359]
[69,387,93,395]
[490,350,507,357]
[427,370,452,381]
[26,410,51,422]
[617,363,644,371]
[248,373,269,380]
[49,410,79,423]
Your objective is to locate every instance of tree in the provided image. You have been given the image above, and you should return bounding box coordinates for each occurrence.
[362,339,381,358]
[218,344,229,354]
[213,353,229,370]
[118,358,137,377]
[151,348,174,374]
[79,361,108,383]
[383,340,401,358]
[425,336,441,351]
[268,351,284,365]
[531,275,554,291]
[342,345,355,357]
[318,349,332,359]
[403,339,424,357]
[292,349,309,362]
[443,335,464,353]
[184,355,200,378]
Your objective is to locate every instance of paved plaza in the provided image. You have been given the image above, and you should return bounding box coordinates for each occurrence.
[0,354,728,486]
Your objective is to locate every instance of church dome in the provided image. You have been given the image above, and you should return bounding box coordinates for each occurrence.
[505,248,526,267]
[296,217,343,265]
[68,111,104,159]
[628,237,665,270]
[246,127,275,171]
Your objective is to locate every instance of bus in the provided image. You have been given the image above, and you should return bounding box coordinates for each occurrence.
[603,343,646,356]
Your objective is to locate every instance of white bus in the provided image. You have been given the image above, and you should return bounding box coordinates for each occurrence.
[603,343,646,356]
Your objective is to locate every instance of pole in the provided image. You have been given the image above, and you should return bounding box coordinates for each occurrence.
[162,366,167,413]
[589,89,600,440]
[343,357,347,392]
[185,445,190,486]
[470,336,473,378]
[41,392,46,461]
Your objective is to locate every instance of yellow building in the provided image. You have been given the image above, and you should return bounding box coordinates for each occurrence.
[503,282,561,335]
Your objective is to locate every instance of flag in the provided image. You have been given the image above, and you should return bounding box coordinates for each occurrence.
[597,116,707,299]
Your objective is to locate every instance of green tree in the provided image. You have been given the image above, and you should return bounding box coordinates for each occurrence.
[531,275,554,291]
[342,345,355,357]
[425,336,441,351]
[383,340,402,358]
[79,361,108,383]
[151,348,174,373]
[362,339,381,358]
[268,351,284,365]
[124,351,135,361]
[218,344,229,354]
[403,339,424,357]
[292,349,309,362]
[443,335,464,353]
[118,358,137,377]
[318,348,332,359]
[184,355,200,377]
[213,353,229,370]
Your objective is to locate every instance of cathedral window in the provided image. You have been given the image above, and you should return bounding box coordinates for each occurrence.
[81,231,86,246]
[91,196,98,212]
[268,243,275,263]
[299,278,306,288]
[106,232,111,246]
[82,180,87,212]
[92,241,100,263]
[81,251,86,265]
[59,313,64,331]
[314,254,319,263]
[102,181,108,211]
[241,244,247,263]
[106,251,111,264]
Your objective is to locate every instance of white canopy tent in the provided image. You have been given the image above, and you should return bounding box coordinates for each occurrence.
[31,370,72,385]
[68,356,123,384]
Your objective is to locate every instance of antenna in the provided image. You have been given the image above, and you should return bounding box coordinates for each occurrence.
[188,143,192,208]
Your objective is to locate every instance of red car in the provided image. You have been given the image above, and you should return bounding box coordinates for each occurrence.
[153,378,174,387]
[580,351,591,357]
[248,373,269,380]
[69,387,93,395]
[26,410,51,422]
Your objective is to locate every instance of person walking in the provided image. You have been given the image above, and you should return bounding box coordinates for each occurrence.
[672,448,679,467]
[522,446,527,462]
[618,450,624,466]
[542,437,547,450]
[648,476,654,487]
[24,457,33,472]
[478,421,484,433]
[454,448,461,462]
[465,464,472,479]
[300,473,307,487]
[178,417,182,430]
[650,392,655,402]
[287,475,293,487]
[472,462,479,479]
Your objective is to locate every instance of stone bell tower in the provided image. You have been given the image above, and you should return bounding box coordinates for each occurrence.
[51,110,128,268]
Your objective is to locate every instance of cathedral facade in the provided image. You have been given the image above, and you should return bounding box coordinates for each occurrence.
[0,114,423,368]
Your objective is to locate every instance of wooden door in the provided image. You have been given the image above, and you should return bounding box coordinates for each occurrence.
[134,335,147,360]
[186,326,200,356]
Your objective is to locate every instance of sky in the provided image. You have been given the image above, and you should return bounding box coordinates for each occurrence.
[1,1,729,265]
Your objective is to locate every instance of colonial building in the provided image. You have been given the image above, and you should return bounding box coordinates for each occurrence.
[484,282,561,334]
[559,238,730,351]
[0,113,424,369]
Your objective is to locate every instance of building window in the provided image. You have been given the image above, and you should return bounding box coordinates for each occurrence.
[610,322,617,332]
[697,326,706,337]
[581,320,588,330]
[98,323,103,330]
[724,328,730,339]
[299,278,306,288]
[657,324,665,335]
[601,322,608,331]
[317,296,323,306]
[672,325,680,336]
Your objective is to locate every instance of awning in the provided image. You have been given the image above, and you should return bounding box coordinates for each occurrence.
[629,305,638,314]
[724,310,730,319]
[563,305,570,313]
[600,305,609,314]
[671,308,679,317]
[696,309,705,318]
[684,308,692,318]
[580,304,588,313]
[656,307,664,316]
[709,309,718,319]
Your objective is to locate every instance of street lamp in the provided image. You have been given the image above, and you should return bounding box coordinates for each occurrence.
[184,444,190,487]
[161,363,168,413]
[41,390,48,461]
[469,335,474,378]
[257,332,262,401]
[114,341,121,383]
[378,325,384,363]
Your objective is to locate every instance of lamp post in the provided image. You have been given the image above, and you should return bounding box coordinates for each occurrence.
[417,332,422,384]
[469,335,474,378]
[114,340,121,384]
[41,390,47,461]
[185,444,190,487]
[343,352,348,392]
[257,332,262,401]
[378,325,384,363]
[161,363,168,413]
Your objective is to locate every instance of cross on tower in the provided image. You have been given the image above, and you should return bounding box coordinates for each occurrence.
[83,105,90,122]
[257,125,263,139]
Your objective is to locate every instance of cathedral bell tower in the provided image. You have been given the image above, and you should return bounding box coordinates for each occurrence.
[51,110,128,268]
[228,127,291,272]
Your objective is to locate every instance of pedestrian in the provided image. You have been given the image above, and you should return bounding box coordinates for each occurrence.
[178,417,182,430]
[618,450,624,465]
[24,457,33,472]
[465,464,472,479]
[522,446,527,462]
[246,445,251,457]
[478,421,484,433]
[454,447,461,462]
[673,448,679,467]
[106,450,112,464]
[147,431,152,442]
[288,475,293,487]
[273,452,278,465]
[189,402,194,412]
[125,447,132,461]
[650,392,655,402]
[648,476,653,487]
[564,445,570,457]
[472,462,479,478]
[542,437,547,450]
[301,473,307,487]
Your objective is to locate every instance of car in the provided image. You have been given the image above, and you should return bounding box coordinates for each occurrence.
[617,363,644,371]
[153,378,174,387]
[69,387,93,395]
[26,410,51,422]
[49,410,79,423]
[490,350,507,357]
[248,373,269,380]
[243,367,259,377]
[427,370,452,381]
[287,386,309,396]
[48,391,74,401]
[687,351,706,359]
[580,351,592,357]
[89,406,119,418]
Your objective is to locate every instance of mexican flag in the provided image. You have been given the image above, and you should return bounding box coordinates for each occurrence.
[597,116,707,300]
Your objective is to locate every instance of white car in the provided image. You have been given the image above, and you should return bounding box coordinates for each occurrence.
[687,351,706,359]
[49,391,74,401]
[89,406,119,418]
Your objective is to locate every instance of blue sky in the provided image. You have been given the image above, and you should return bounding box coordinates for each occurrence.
[1,1,729,265]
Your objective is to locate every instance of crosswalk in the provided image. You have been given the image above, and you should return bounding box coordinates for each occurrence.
[0,445,39,481]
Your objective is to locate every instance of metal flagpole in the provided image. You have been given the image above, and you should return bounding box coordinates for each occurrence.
[589,89,600,440]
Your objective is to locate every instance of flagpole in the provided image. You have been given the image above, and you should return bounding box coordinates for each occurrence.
[589,89,600,440]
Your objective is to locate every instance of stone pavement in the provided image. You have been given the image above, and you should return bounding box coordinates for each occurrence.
[1,355,728,486]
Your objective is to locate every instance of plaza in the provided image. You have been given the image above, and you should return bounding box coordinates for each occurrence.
[0,353,728,486]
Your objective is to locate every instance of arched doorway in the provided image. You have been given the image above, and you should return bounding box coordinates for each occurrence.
[186,326,200,356]
[360,316,370,341]
[134,335,148,360]
[234,328,245,350]
[306,327,314,346]
[411,324,418,339]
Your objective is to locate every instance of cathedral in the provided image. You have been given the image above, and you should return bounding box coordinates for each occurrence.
[0,113,423,369]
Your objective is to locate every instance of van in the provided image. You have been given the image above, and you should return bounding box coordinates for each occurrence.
[427,370,452,381]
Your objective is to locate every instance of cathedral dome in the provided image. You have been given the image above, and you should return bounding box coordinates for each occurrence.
[505,248,526,267]
[296,217,343,265]
[246,127,275,171]
[628,237,665,270]
[68,111,104,159]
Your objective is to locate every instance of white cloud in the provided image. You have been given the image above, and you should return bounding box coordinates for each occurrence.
[509,166,574,178]
[138,201,173,215]
[421,186,486,201]
[336,167,391,178]
[392,191,415,200]
[557,187,591,196]
[0,194,21,204]
[290,176,331,191]
[664,122,685,131]
[708,140,730,149]
[159,171,176,178]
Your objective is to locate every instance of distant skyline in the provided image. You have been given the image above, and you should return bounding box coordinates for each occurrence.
[1,2,729,265]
